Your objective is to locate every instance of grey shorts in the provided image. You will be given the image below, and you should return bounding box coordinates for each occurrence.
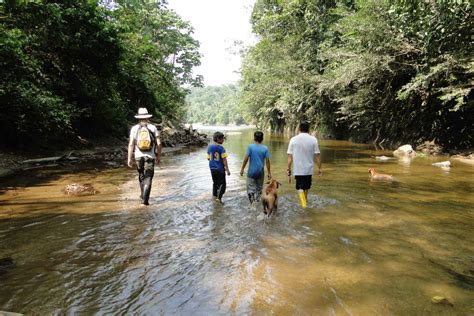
[247,176,264,198]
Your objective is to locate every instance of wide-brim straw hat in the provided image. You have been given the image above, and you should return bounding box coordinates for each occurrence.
[134,107,153,119]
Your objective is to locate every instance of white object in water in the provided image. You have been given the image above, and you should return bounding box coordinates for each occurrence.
[375,155,393,161]
[432,161,451,168]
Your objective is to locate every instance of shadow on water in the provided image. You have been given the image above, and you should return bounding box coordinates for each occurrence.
[0,128,473,314]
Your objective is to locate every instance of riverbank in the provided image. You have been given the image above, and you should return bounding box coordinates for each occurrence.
[2,127,473,180]
[0,145,192,180]
[0,125,209,180]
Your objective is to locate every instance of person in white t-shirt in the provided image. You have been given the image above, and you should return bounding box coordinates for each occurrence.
[287,121,322,208]
[127,108,161,206]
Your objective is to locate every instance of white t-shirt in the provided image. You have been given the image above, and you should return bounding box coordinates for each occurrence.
[287,133,320,176]
[129,123,160,159]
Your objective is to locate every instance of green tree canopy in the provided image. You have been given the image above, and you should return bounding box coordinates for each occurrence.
[241,0,473,149]
[186,84,248,126]
[0,0,202,149]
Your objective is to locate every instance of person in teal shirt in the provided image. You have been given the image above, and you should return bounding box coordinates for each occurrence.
[240,131,272,204]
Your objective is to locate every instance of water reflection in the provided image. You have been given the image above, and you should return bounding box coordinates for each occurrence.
[0,128,473,314]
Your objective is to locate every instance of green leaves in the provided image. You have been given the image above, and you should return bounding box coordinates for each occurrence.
[185,85,247,126]
[240,0,473,149]
[0,0,202,149]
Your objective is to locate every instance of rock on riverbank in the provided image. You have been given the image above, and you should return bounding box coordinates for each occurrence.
[451,153,474,165]
[160,125,208,147]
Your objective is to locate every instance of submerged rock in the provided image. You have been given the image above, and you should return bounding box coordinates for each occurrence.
[451,154,474,165]
[432,161,451,168]
[64,183,97,196]
[0,257,15,276]
[431,296,453,307]
[0,257,14,269]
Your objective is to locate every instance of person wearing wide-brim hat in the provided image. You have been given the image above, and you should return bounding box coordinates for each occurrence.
[127,108,161,206]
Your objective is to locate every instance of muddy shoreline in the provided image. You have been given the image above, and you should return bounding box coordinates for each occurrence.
[0,144,208,181]
[0,125,210,180]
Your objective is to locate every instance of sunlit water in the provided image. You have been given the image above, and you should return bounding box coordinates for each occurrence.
[0,128,473,315]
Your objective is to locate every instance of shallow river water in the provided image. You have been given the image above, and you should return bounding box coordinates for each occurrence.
[0,128,473,315]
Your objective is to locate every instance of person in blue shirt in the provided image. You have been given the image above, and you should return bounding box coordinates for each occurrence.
[240,131,272,204]
[207,131,230,203]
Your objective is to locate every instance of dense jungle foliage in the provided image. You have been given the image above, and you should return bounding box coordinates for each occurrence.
[185,84,248,125]
[241,0,473,149]
[0,0,202,149]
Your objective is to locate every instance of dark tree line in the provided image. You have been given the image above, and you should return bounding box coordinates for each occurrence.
[0,0,202,149]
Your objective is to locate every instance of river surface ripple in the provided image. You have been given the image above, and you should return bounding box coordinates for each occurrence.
[0,129,473,315]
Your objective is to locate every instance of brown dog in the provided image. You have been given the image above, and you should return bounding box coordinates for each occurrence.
[368,168,394,181]
[261,179,281,216]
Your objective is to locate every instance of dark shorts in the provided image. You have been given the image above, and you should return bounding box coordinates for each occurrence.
[210,169,226,199]
[295,175,312,190]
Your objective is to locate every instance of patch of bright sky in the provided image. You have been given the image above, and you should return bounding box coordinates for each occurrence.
[167,0,256,87]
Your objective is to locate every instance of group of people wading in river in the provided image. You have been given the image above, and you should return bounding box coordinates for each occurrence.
[128,108,322,208]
